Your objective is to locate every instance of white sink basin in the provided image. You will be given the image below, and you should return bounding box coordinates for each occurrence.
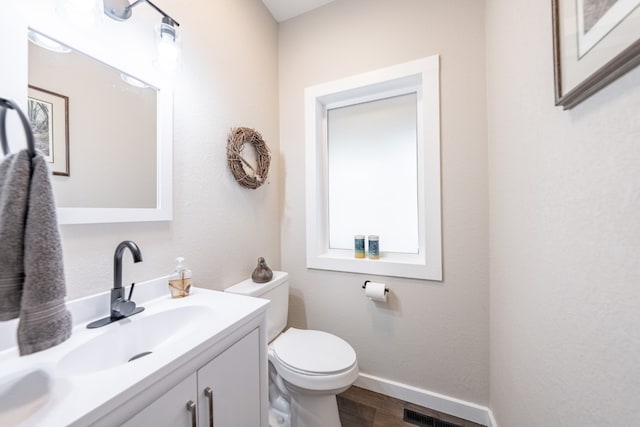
[57,305,212,375]
[0,368,51,426]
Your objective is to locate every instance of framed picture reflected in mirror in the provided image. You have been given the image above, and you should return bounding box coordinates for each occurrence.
[27,85,69,176]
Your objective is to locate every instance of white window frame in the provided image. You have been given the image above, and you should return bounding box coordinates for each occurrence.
[305,55,442,280]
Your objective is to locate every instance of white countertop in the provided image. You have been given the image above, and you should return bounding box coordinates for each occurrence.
[0,277,268,426]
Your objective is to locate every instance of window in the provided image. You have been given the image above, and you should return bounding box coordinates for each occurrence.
[305,55,442,280]
[327,93,419,253]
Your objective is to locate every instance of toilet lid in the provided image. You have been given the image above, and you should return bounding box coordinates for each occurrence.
[273,328,356,374]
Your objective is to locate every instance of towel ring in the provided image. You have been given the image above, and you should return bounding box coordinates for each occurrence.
[0,97,36,158]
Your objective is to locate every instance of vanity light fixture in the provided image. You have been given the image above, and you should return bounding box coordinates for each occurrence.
[153,15,180,72]
[103,0,180,70]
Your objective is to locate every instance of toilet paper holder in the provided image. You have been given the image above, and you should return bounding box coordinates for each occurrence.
[362,280,389,294]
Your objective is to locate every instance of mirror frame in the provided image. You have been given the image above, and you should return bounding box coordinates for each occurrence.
[25,18,172,225]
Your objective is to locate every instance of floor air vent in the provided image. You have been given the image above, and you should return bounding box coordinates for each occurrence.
[403,408,463,427]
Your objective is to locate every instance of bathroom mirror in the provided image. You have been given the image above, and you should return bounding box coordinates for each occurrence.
[27,29,172,224]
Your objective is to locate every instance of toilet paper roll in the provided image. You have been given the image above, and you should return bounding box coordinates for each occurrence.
[365,281,388,302]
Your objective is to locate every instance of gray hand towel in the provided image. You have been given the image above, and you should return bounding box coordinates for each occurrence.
[0,151,30,321]
[0,150,72,355]
[17,153,72,355]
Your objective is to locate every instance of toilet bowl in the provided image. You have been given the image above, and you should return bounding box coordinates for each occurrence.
[225,272,358,427]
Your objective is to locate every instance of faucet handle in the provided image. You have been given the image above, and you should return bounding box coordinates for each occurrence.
[112,283,137,317]
[114,298,136,317]
[127,282,136,301]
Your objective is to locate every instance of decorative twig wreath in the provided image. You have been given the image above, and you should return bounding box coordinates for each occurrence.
[226,127,271,189]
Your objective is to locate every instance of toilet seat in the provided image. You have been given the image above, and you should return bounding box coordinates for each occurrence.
[273,328,356,374]
[269,328,358,392]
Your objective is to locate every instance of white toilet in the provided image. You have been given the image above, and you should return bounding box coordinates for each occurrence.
[225,271,358,427]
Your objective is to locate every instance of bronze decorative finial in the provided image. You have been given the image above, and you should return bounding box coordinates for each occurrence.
[251,257,273,283]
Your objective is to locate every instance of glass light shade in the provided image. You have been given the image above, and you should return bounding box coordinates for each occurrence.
[153,21,180,73]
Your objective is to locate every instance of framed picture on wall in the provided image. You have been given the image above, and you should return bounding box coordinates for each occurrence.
[552,0,640,109]
[27,85,70,176]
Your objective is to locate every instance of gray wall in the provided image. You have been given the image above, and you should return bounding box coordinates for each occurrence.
[487,0,640,425]
[279,0,490,405]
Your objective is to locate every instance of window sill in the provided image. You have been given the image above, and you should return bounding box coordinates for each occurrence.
[307,249,442,281]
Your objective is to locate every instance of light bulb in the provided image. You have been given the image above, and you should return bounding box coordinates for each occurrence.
[153,20,180,72]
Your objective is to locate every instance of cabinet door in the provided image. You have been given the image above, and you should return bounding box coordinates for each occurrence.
[121,373,198,427]
[197,329,260,427]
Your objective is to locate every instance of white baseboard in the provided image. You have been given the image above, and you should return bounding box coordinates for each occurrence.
[487,408,498,427]
[354,373,496,427]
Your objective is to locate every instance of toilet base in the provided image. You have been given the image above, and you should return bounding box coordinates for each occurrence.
[268,360,349,427]
[289,392,342,427]
[270,406,291,427]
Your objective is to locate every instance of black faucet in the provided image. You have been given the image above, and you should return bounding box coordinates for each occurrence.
[87,240,145,329]
[111,240,143,318]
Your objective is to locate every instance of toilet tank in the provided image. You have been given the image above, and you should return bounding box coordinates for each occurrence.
[225,271,289,342]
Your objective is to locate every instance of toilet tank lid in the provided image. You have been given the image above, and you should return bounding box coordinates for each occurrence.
[225,271,288,297]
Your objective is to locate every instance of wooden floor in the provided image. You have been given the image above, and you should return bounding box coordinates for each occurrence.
[336,386,486,427]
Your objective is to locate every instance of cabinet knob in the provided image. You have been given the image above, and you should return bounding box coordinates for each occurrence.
[204,387,214,427]
[186,400,197,427]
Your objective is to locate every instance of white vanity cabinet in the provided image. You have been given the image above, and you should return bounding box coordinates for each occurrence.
[122,328,261,427]
[121,374,198,426]
[197,328,261,426]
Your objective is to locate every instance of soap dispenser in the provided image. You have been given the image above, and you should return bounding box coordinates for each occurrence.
[169,257,192,298]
